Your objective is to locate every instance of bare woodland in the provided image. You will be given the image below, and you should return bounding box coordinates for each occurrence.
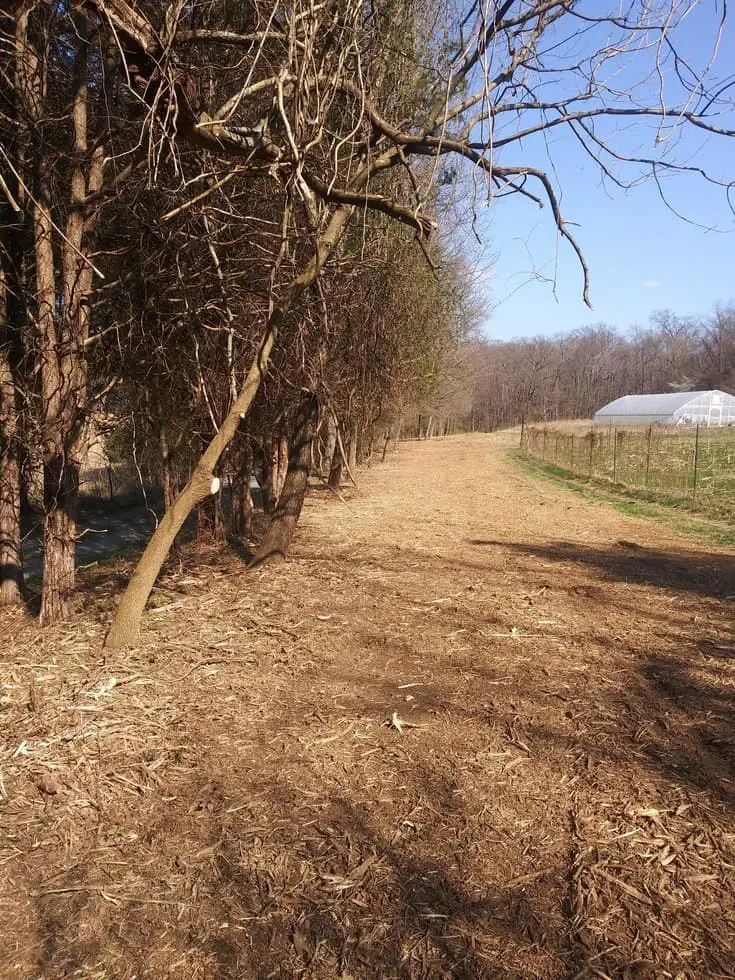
[457,306,735,432]
[1,0,735,644]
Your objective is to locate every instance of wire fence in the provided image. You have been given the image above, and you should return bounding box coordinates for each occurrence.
[521,423,735,520]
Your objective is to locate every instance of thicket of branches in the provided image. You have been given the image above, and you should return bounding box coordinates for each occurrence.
[456,304,735,429]
[2,0,734,644]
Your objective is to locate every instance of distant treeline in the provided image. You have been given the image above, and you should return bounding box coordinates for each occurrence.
[455,305,735,430]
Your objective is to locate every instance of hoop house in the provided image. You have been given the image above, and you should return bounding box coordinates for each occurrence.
[593,390,735,427]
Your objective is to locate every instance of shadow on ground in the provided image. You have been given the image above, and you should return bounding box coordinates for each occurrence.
[468,538,735,600]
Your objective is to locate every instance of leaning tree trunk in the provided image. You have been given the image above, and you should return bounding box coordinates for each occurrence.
[251,395,318,567]
[104,203,355,649]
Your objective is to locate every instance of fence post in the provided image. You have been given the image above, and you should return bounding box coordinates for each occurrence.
[520,416,525,449]
[692,423,700,501]
[612,428,617,482]
[570,434,575,472]
[555,433,559,464]
[588,433,594,477]
[542,428,547,460]
[645,425,652,488]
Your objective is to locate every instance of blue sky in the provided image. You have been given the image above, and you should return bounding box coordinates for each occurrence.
[474,5,735,342]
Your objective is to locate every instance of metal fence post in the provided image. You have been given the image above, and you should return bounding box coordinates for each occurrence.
[542,428,547,460]
[645,425,652,488]
[520,416,525,449]
[570,434,575,472]
[588,433,594,477]
[693,423,700,501]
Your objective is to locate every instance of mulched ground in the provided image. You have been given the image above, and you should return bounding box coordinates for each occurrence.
[1,432,734,979]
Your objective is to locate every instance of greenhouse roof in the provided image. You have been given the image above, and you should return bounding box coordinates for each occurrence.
[595,390,724,418]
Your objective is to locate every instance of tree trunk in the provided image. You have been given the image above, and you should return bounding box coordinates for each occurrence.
[348,421,358,472]
[327,436,343,489]
[0,267,24,606]
[159,425,176,511]
[251,395,317,567]
[261,434,289,513]
[22,14,104,624]
[276,436,288,496]
[0,445,23,606]
[261,435,279,514]
[39,455,79,624]
[322,413,337,478]
[231,443,254,539]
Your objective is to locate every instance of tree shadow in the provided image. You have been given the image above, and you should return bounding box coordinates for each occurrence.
[468,538,735,601]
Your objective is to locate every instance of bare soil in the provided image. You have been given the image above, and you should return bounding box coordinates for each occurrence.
[2,433,734,980]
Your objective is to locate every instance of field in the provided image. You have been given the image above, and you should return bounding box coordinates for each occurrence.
[523,423,735,521]
[2,433,734,979]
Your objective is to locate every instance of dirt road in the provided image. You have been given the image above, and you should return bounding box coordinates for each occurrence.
[2,434,734,978]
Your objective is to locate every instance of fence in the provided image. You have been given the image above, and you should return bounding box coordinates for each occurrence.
[521,423,735,519]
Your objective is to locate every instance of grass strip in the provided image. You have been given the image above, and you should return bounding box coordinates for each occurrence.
[513,451,735,548]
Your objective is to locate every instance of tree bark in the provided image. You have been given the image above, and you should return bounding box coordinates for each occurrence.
[39,455,80,623]
[0,119,26,605]
[261,434,288,514]
[251,394,317,567]
[348,421,358,471]
[231,444,254,539]
[322,413,337,478]
[0,301,23,605]
[327,436,343,490]
[159,424,176,511]
[276,436,288,497]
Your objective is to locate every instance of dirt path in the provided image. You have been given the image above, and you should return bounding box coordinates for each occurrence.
[2,434,734,979]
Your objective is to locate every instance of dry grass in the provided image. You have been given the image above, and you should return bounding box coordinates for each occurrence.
[1,434,734,979]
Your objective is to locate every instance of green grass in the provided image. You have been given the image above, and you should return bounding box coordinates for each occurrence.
[513,451,735,548]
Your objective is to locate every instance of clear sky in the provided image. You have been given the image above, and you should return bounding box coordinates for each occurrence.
[475,6,735,343]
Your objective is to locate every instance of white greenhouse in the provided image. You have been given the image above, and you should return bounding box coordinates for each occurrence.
[593,389,735,427]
